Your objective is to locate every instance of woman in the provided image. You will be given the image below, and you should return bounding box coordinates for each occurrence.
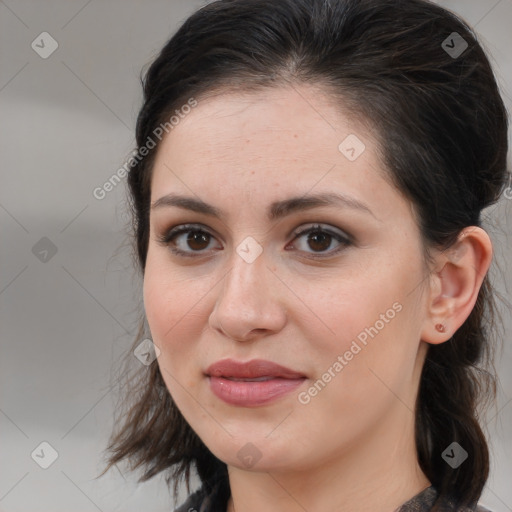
[101,1,509,511]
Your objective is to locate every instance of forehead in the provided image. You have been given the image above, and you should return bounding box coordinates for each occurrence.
[156,86,367,167]
[154,87,368,173]
[149,85,412,226]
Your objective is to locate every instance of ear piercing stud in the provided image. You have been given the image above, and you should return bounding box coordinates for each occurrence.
[435,323,446,333]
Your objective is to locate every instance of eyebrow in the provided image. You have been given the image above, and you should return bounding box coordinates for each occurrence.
[151,192,376,221]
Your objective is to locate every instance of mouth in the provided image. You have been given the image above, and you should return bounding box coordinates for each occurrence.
[222,376,278,382]
[205,359,307,407]
[205,358,306,380]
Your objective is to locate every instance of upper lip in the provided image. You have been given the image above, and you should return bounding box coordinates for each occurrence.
[205,358,306,379]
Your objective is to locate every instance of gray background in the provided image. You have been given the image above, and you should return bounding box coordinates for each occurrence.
[0,1,511,511]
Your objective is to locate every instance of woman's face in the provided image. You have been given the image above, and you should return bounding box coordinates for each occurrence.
[144,85,431,473]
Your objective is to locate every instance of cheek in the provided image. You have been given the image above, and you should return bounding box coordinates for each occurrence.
[300,285,419,434]
[307,267,402,341]
[143,271,202,406]
[142,255,218,371]
[307,256,423,381]
[143,257,191,354]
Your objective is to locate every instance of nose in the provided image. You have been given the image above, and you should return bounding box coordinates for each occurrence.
[209,246,287,342]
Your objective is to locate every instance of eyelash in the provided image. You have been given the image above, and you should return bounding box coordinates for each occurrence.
[156,223,353,260]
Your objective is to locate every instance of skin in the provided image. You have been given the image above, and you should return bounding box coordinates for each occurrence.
[143,84,492,512]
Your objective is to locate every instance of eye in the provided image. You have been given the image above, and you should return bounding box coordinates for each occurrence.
[287,224,352,258]
[156,223,352,259]
[156,223,221,258]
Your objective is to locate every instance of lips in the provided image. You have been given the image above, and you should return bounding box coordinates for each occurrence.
[205,358,305,380]
[205,359,306,407]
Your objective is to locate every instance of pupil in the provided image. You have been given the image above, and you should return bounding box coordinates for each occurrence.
[183,230,332,252]
[188,231,209,250]
[309,232,330,252]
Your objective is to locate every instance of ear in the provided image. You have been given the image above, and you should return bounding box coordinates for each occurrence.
[421,226,493,345]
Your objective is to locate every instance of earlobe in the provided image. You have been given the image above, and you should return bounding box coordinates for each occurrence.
[421,226,493,345]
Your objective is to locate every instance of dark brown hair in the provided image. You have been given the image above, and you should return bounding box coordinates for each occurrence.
[100,0,509,509]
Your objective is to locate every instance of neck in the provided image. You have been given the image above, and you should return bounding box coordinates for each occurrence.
[225,408,430,512]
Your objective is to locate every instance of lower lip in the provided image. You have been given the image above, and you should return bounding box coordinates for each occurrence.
[208,376,306,407]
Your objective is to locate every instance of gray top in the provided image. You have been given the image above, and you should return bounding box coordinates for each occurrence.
[174,478,492,512]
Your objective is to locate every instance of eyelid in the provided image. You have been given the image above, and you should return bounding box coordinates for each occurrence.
[290,223,353,244]
[157,222,353,258]
[286,223,353,259]
[155,223,221,252]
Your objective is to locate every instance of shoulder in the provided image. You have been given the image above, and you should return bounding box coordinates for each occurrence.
[450,503,493,512]
[448,501,494,511]
[397,486,495,512]
[173,477,230,512]
[173,487,206,512]
[457,502,493,512]
[174,483,493,512]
